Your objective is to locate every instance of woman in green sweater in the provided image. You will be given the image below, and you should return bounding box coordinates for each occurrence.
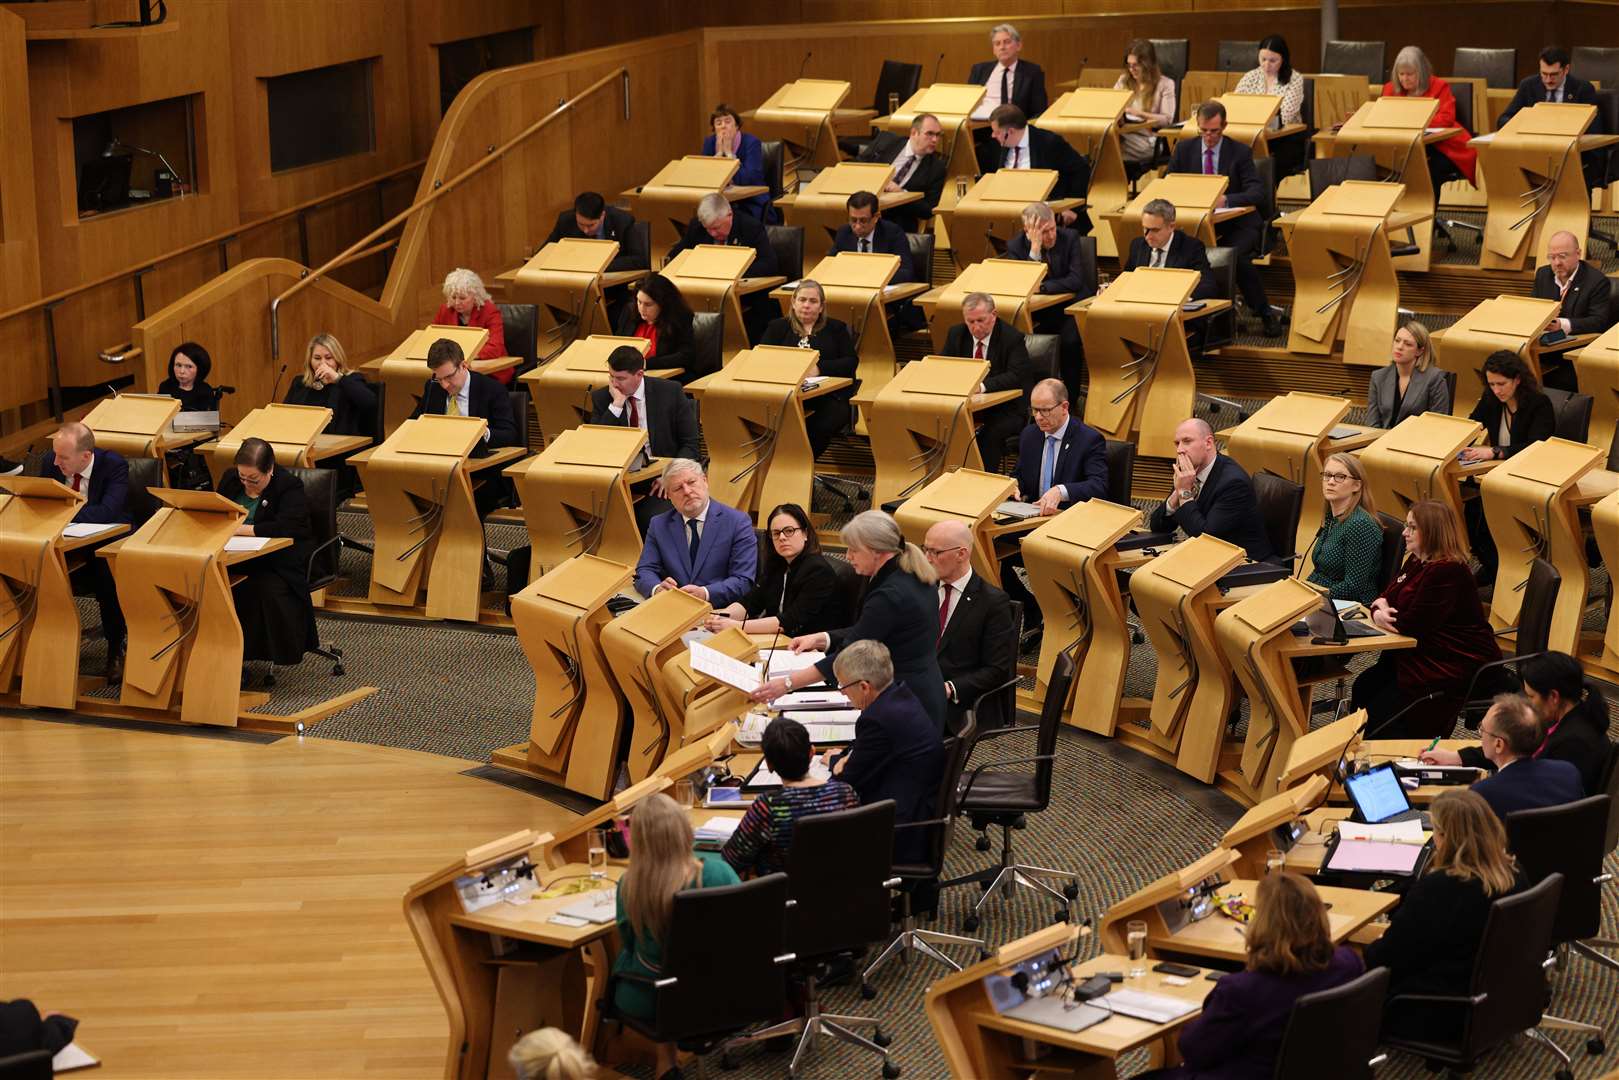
[1305,452,1384,605]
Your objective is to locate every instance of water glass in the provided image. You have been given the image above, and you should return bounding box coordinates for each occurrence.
[673,779,696,810]
[1266,848,1286,875]
[587,828,609,879]
[888,91,901,115]
[1126,920,1148,978]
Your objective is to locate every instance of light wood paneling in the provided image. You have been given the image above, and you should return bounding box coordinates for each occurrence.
[0,9,44,415]
[404,0,544,153]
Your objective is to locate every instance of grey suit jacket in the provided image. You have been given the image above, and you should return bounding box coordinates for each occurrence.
[1365,364,1450,429]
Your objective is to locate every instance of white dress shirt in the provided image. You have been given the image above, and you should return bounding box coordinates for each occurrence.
[607,380,649,431]
[1165,454,1217,513]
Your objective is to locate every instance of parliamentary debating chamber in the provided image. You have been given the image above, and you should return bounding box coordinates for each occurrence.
[7,1,1619,1077]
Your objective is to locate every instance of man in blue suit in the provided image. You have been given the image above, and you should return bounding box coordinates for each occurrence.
[633,458,757,607]
[1168,100,1281,337]
[40,421,130,681]
[1001,379,1109,640]
[1471,694,1585,823]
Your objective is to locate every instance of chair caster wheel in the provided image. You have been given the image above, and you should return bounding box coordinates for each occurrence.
[1055,907,1070,924]
[1063,882,1079,900]
[964,913,980,932]
[860,981,877,1000]
[1587,1036,1605,1055]
[1555,1070,1573,1080]
[720,1052,739,1070]
[332,664,345,676]
[873,1029,892,1048]
[975,836,991,852]
[882,1061,901,1079]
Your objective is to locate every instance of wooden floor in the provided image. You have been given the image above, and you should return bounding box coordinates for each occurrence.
[0,713,580,1079]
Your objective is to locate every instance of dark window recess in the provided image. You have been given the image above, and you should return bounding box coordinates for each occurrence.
[438,27,535,116]
[73,95,197,217]
[267,59,376,173]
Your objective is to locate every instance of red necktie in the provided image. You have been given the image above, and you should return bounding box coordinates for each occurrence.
[628,396,640,428]
[939,583,953,632]
[71,473,82,493]
[974,339,985,359]
[1203,147,1215,175]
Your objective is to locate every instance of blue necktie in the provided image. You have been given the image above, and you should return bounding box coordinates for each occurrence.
[1040,435,1057,494]
[687,518,701,565]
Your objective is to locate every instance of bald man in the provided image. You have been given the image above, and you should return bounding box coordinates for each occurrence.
[39,421,130,679]
[1532,231,1613,338]
[924,520,1017,730]
[1148,418,1274,562]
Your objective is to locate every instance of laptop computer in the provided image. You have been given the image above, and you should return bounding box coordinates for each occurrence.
[1295,596,1383,644]
[1343,762,1430,828]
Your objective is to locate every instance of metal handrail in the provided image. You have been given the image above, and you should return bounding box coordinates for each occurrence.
[268,65,627,361]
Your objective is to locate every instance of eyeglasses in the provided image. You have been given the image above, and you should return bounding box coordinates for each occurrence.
[836,680,867,693]
[922,545,966,558]
[1321,472,1355,483]
[769,526,802,539]
[1479,725,1503,742]
[1031,404,1064,417]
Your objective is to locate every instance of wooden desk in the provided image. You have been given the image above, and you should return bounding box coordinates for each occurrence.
[1333,738,1481,806]
[1151,879,1396,964]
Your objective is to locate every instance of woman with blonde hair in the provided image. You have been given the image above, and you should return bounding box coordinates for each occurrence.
[753,509,946,727]
[1304,452,1384,604]
[434,267,509,382]
[1145,873,1363,1077]
[1383,45,1476,189]
[1364,320,1449,428]
[759,279,859,458]
[1366,788,1522,1041]
[612,793,739,1080]
[283,333,377,436]
[1113,39,1176,164]
[507,1027,596,1080]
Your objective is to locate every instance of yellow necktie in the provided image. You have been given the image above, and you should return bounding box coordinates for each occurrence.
[446,395,461,418]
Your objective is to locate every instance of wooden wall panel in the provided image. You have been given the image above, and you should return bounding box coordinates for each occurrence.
[0,9,45,416]
[404,0,544,154]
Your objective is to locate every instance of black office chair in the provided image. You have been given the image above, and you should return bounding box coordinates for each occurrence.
[1543,387,1594,443]
[863,716,988,989]
[1601,742,1619,855]
[495,302,539,372]
[1381,873,1571,1076]
[1103,439,1136,505]
[1322,41,1387,82]
[1218,40,1260,75]
[1150,38,1189,81]
[722,801,900,1077]
[507,387,531,450]
[831,556,866,626]
[1572,46,1619,91]
[760,139,786,223]
[766,224,804,285]
[1590,90,1619,253]
[1198,246,1238,360]
[606,873,794,1067]
[1375,510,1406,590]
[1457,558,1559,727]
[1024,333,1060,379]
[285,465,346,679]
[905,231,936,286]
[690,311,724,380]
[0,1051,52,1080]
[1308,155,1379,200]
[839,59,923,158]
[1252,469,1305,564]
[125,455,164,527]
[1251,156,1278,254]
[1272,965,1391,1080]
[945,650,1079,933]
[1453,47,1518,90]
[1074,233,1099,299]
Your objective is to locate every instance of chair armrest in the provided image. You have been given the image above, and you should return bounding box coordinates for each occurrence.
[1386,990,1487,1008]
[971,723,1041,743]
[960,753,1055,802]
[894,816,951,831]
[304,533,342,584]
[969,675,1021,714]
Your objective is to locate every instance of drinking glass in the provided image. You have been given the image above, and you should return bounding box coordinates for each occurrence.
[587,828,609,879]
[956,175,970,199]
[1126,920,1148,978]
[673,779,696,810]
[888,91,901,115]
[1266,848,1286,875]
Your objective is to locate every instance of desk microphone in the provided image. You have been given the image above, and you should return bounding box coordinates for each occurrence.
[268,362,289,405]
[932,52,946,84]
[1359,691,1446,743]
[799,51,813,78]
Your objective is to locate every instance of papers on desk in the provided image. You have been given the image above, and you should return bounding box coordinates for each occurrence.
[557,887,617,924]
[690,641,762,693]
[1470,131,1496,146]
[765,648,825,677]
[171,410,220,431]
[883,283,907,294]
[783,710,860,744]
[996,500,1042,520]
[801,376,829,389]
[1338,818,1425,844]
[1328,426,1363,440]
[1326,838,1426,875]
[1101,988,1198,1023]
[776,689,851,710]
[53,1043,99,1073]
[749,756,831,789]
[224,536,271,552]
[694,815,743,847]
[62,522,119,538]
[681,628,715,648]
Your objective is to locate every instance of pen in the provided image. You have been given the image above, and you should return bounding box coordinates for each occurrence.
[1423,736,1440,753]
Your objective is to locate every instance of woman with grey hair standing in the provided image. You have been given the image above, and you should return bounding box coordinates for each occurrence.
[751,509,947,728]
[434,267,510,382]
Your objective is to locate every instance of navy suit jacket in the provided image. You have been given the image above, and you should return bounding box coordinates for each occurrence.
[833,680,945,864]
[543,205,648,272]
[1168,136,1264,212]
[975,126,1090,201]
[1013,419,1109,508]
[857,133,948,223]
[1472,757,1585,822]
[1123,231,1219,301]
[634,498,758,607]
[1148,453,1274,562]
[42,448,130,525]
[829,219,914,282]
[1499,73,1601,129]
[1005,228,1092,296]
[966,59,1050,119]
[409,370,520,456]
[669,209,778,277]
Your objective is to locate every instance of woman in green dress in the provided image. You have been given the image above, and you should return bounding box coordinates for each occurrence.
[1304,451,1384,605]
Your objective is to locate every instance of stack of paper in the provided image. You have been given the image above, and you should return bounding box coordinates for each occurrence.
[224,536,271,552]
[694,816,743,845]
[751,757,831,787]
[996,500,1041,520]
[62,522,119,538]
[777,689,850,709]
[736,713,772,745]
[765,648,826,677]
[558,888,617,923]
[1102,988,1197,1023]
[690,641,762,693]
[1338,819,1425,844]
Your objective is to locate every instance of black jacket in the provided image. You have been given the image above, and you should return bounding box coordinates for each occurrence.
[217,466,312,596]
[858,132,948,223]
[409,369,520,456]
[941,318,1038,401]
[668,210,779,277]
[1005,227,1093,296]
[1457,693,1612,797]
[543,205,649,272]
[738,551,850,637]
[283,372,377,437]
[1122,231,1219,301]
[831,680,946,864]
[759,317,858,397]
[1148,453,1275,562]
[1169,136,1264,210]
[1468,388,1555,459]
[613,304,697,377]
[975,125,1090,202]
[587,375,701,460]
[815,560,946,728]
[1498,73,1601,129]
[157,378,219,412]
[40,448,130,525]
[829,218,915,282]
[937,573,1017,731]
[1531,260,1614,337]
[967,59,1050,119]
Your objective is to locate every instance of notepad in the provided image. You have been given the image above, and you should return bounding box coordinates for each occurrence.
[557,888,617,924]
[1101,988,1198,1023]
[62,522,120,538]
[1328,426,1363,440]
[694,816,743,848]
[1325,837,1425,875]
[996,500,1041,520]
[224,536,271,551]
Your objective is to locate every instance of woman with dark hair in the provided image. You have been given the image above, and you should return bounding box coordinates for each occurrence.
[1422,651,1612,794]
[158,341,218,411]
[614,273,699,380]
[759,279,859,458]
[701,104,768,219]
[216,437,319,674]
[1349,500,1500,738]
[1234,35,1306,178]
[705,503,849,638]
[1114,39,1175,164]
[1461,350,1555,463]
[722,716,859,877]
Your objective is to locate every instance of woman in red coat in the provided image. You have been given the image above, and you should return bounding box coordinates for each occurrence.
[1349,499,1499,738]
[434,267,510,384]
[1383,45,1476,189]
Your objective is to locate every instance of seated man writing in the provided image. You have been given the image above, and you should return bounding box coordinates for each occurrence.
[1467,693,1584,822]
[633,457,756,607]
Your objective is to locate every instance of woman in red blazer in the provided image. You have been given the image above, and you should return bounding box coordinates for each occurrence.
[1349,499,1499,738]
[1383,45,1476,187]
[434,268,510,384]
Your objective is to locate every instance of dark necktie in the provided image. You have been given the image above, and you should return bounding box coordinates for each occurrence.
[628,395,640,428]
[1000,66,1011,106]
[687,518,701,563]
[894,155,917,185]
[71,473,83,493]
[859,237,870,253]
[938,583,953,632]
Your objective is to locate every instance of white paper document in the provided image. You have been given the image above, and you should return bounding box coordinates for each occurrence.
[1338,818,1425,844]
[996,500,1042,520]
[694,816,742,842]
[751,756,831,787]
[224,536,271,552]
[776,689,850,709]
[765,648,825,677]
[1102,988,1198,1023]
[557,887,618,923]
[53,1043,99,1072]
[62,522,119,538]
[690,641,762,693]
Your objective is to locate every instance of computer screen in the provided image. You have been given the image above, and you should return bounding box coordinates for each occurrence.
[1345,763,1410,824]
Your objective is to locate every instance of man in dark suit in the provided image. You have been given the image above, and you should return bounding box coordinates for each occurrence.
[1471,694,1585,822]
[633,458,757,607]
[1000,379,1109,639]
[1005,201,1095,400]
[941,292,1039,471]
[829,190,913,281]
[668,192,779,343]
[828,639,946,864]
[1533,230,1614,337]
[1123,198,1218,301]
[1168,101,1281,336]
[857,113,948,232]
[967,23,1049,126]
[925,520,1017,731]
[977,105,1090,231]
[543,191,648,272]
[40,422,130,681]
[1498,47,1605,189]
[411,337,521,517]
[588,344,701,531]
[1149,418,1274,562]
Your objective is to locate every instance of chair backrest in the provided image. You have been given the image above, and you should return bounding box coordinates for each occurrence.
[1149,38,1189,81]
[690,312,724,379]
[1300,75,1315,130]
[1374,510,1406,591]
[1541,387,1593,443]
[1253,469,1304,561]
[760,139,786,203]
[1450,80,1475,138]
[508,387,531,448]
[1572,46,1619,90]
[1030,649,1076,810]
[652,872,790,1041]
[1453,47,1517,89]
[496,302,539,373]
[784,800,896,959]
[370,379,389,443]
[1103,439,1136,505]
[1457,874,1564,1060]
[1218,40,1260,74]
[1252,156,1276,218]
[1323,40,1387,82]
[1308,155,1378,200]
[1272,965,1390,1080]
[913,715,977,875]
[1611,420,1619,471]
[1025,334,1060,379]
[1202,247,1238,350]
[906,230,936,286]
[872,59,923,112]
[1205,246,1236,304]
[125,455,165,527]
[1595,90,1619,175]
[1517,557,1561,655]
[1602,742,1619,856]
[286,465,340,589]
[766,224,804,284]
[0,1050,52,1080]
[1074,233,1099,298]
[1507,795,1610,946]
[1441,369,1458,413]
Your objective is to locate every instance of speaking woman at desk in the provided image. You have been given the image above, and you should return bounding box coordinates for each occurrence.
[217,438,318,674]
[704,503,849,639]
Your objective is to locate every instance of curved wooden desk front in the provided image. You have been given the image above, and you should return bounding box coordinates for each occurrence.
[1591,487,1619,678]
[504,426,648,584]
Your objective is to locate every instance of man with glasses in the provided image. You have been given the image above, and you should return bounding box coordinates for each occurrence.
[1122,198,1218,300]
[941,292,1038,471]
[411,337,520,456]
[925,520,1016,730]
[1469,693,1584,822]
[1499,47,1605,189]
[858,113,949,233]
[633,458,757,607]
